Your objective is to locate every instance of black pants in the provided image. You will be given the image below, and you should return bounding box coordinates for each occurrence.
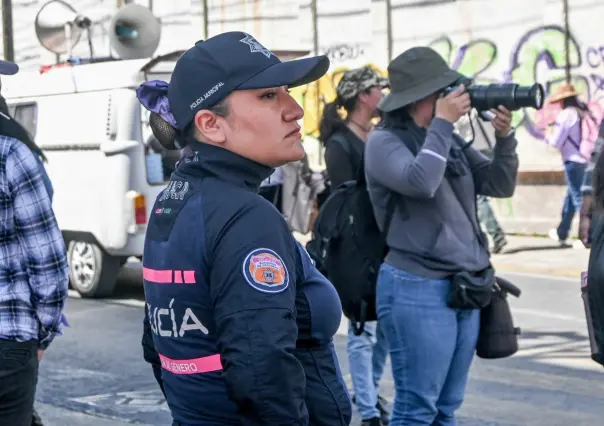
[0,339,38,426]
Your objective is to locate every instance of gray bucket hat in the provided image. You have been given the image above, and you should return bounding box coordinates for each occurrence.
[378,46,463,112]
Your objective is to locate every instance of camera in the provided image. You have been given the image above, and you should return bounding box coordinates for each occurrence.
[442,77,544,112]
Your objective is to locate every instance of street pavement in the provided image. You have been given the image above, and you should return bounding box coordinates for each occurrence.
[34,237,603,426]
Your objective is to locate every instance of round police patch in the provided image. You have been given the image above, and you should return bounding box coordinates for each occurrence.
[242,248,290,294]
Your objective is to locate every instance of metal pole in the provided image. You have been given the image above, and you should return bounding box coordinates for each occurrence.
[386,0,393,61]
[203,0,209,39]
[311,0,318,55]
[148,0,153,12]
[2,0,15,61]
[563,0,571,83]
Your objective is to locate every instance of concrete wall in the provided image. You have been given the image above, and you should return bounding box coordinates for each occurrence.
[3,0,603,235]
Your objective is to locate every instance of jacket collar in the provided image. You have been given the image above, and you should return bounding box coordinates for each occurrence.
[176,140,275,192]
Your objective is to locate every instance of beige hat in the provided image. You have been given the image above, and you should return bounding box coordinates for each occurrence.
[547,82,579,103]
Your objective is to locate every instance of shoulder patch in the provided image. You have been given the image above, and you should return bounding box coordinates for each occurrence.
[242,248,290,293]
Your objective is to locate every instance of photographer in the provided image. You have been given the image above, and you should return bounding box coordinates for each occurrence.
[365,46,519,425]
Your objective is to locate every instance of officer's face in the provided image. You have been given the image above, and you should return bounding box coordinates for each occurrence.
[193,86,305,167]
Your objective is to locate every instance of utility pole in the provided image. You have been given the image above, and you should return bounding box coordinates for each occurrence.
[563,0,571,83]
[2,0,15,61]
[386,0,393,62]
[311,0,318,55]
[202,0,209,39]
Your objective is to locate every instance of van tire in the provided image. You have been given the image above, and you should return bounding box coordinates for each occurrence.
[68,241,120,298]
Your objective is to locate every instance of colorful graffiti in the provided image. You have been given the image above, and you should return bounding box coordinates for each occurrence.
[431,25,604,141]
[294,25,604,142]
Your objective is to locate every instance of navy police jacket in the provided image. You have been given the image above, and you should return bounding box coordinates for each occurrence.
[142,142,352,426]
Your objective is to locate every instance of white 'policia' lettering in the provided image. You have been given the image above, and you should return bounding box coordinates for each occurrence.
[159,180,189,202]
[189,82,225,110]
[147,299,209,338]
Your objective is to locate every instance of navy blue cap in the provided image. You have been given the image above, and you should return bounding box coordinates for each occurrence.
[0,59,18,76]
[167,31,330,130]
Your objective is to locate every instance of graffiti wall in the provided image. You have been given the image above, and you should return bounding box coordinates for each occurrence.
[5,0,604,171]
[291,0,604,172]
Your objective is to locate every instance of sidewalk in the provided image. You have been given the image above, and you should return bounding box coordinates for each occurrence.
[491,235,589,278]
[294,233,590,279]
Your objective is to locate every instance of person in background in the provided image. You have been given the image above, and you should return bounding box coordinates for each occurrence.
[0,78,56,426]
[543,83,595,245]
[259,166,285,212]
[318,66,390,426]
[579,119,604,248]
[0,59,69,426]
[477,140,508,254]
[476,194,508,253]
[365,46,518,425]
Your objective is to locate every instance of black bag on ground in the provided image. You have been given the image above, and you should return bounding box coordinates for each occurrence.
[305,159,395,335]
[476,276,522,359]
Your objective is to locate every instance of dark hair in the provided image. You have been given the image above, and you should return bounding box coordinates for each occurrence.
[150,98,230,151]
[318,94,359,144]
[380,105,413,129]
[563,96,589,113]
[0,98,46,162]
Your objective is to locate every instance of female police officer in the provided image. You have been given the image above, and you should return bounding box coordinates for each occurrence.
[136,31,351,426]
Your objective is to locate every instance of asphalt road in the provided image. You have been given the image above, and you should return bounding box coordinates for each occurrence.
[34,264,604,426]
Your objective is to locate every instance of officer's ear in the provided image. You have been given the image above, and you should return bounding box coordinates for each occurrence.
[193,108,227,145]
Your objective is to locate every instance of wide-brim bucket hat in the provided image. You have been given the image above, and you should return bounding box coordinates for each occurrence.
[378,46,463,113]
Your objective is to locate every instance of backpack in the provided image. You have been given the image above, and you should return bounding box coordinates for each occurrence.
[305,149,395,335]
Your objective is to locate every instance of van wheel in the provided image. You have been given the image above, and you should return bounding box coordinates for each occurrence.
[68,241,120,298]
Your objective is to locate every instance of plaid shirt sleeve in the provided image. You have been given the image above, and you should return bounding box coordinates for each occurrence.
[7,142,69,350]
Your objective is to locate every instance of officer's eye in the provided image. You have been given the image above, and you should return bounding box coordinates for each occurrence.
[260,90,277,100]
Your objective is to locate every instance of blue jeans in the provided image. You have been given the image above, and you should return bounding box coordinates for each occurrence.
[376,264,480,425]
[347,320,389,419]
[557,161,587,240]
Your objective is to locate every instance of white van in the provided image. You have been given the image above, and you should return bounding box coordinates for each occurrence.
[1,52,183,298]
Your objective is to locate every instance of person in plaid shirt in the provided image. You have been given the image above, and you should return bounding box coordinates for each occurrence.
[0,59,69,426]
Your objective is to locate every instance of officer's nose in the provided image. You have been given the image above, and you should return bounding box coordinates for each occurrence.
[283,91,304,122]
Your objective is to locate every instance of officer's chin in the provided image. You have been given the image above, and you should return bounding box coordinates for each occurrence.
[273,140,305,167]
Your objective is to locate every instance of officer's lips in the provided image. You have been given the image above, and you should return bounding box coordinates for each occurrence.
[285,126,301,140]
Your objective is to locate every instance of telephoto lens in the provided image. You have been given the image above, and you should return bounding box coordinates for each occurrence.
[441,79,545,112]
[468,83,544,112]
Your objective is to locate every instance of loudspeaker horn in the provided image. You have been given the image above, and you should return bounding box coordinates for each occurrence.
[109,4,162,60]
[35,0,92,56]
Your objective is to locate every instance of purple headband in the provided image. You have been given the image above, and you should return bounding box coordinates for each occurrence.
[136,80,178,128]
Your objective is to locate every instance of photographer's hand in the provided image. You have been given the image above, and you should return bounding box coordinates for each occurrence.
[435,85,471,123]
[491,106,513,136]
